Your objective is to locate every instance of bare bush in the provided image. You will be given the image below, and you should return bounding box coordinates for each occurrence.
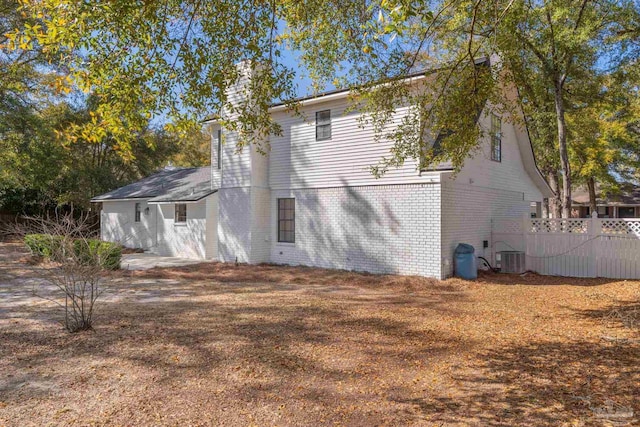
[3,213,118,332]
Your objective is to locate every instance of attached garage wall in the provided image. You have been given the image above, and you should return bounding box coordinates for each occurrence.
[100,200,156,250]
[156,200,209,259]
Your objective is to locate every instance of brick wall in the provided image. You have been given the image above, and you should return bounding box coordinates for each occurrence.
[269,183,442,278]
[218,187,252,263]
[441,182,531,277]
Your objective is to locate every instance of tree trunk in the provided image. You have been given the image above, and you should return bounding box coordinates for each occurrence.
[554,80,572,218]
[548,172,562,219]
[587,177,597,216]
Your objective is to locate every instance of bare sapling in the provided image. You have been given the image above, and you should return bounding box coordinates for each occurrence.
[3,213,120,332]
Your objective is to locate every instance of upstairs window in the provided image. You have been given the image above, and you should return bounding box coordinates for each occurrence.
[134,203,141,222]
[491,114,502,162]
[277,198,295,243]
[316,110,331,141]
[217,129,222,170]
[175,203,187,223]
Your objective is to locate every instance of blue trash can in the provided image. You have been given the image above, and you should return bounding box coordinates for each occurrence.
[454,243,477,280]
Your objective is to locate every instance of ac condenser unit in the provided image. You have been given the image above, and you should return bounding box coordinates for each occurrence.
[496,251,526,274]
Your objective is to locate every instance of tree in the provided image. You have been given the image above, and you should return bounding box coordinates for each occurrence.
[169,124,211,168]
[568,73,639,214]
[497,1,638,217]
[6,0,639,220]
[0,98,205,215]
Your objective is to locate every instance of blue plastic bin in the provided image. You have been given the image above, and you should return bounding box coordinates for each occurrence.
[454,243,477,280]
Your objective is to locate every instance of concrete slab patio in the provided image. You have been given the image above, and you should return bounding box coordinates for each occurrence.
[121,253,206,270]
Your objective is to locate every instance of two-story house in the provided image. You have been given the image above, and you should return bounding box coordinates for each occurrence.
[93,59,552,279]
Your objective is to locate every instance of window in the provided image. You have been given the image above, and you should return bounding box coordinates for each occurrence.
[175,203,187,223]
[597,206,610,218]
[316,110,331,141]
[277,198,295,243]
[134,203,141,222]
[216,129,222,170]
[618,207,635,218]
[490,113,502,162]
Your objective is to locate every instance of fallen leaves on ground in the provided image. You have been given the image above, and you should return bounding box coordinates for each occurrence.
[0,242,638,426]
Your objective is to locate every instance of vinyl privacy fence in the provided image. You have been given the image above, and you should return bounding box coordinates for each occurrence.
[492,216,640,279]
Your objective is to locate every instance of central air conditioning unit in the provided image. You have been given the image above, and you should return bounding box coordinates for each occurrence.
[496,251,526,274]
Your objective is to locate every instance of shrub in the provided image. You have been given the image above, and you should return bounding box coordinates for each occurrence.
[96,241,122,270]
[73,239,122,270]
[25,234,121,270]
[24,234,64,259]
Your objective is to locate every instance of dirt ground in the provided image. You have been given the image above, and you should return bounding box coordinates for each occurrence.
[0,241,638,426]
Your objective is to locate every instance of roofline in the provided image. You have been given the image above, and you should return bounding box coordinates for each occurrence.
[90,196,152,203]
[90,166,211,201]
[201,57,491,122]
[268,68,437,110]
[572,202,640,206]
[147,189,218,204]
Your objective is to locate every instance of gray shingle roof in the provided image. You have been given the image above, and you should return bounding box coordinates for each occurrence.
[91,167,216,203]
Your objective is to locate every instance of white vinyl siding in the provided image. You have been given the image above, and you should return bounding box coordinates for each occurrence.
[448,111,544,203]
[269,97,440,189]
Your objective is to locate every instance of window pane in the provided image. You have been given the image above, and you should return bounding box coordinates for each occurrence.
[619,207,635,218]
[135,203,141,222]
[277,198,295,242]
[490,114,501,162]
[316,110,331,140]
[175,204,187,222]
[317,124,331,140]
[316,110,330,123]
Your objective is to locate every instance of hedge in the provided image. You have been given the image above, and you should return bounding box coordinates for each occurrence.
[73,239,122,270]
[24,234,64,260]
[24,234,122,270]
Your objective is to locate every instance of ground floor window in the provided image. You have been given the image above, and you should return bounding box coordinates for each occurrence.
[175,203,187,223]
[597,206,611,218]
[618,207,635,218]
[277,198,295,243]
[135,203,141,222]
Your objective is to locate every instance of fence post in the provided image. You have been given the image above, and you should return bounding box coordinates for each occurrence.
[589,211,598,277]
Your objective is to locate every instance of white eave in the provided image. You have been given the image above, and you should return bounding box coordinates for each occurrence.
[90,197,151,203]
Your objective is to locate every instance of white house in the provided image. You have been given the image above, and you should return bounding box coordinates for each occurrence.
[92,167,218,260]
[93,59,553,279]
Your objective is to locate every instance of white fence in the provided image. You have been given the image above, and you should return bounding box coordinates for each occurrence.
[492,216,640,279]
